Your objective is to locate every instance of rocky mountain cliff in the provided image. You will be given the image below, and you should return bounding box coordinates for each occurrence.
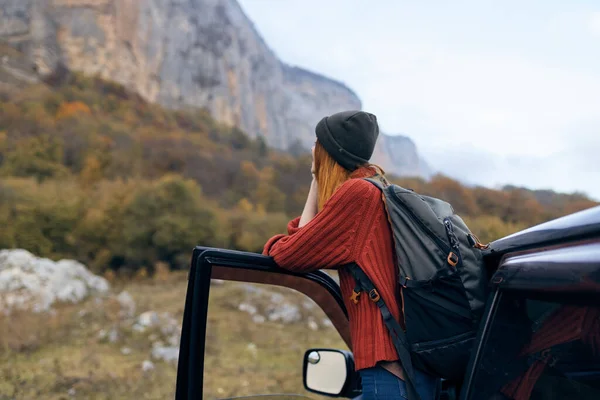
[0,0,430,177]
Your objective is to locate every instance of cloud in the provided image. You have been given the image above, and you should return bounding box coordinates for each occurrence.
[360,45,600,150]
[423,121,600,200]
[589,12,600,36]
[320,36,600,200]
[238,0,600,200]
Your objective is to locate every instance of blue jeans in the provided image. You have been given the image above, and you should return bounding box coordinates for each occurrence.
[359,365,439,400]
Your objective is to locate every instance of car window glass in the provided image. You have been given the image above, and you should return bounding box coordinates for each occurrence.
[468,294,600,400]
[204,279,348,400]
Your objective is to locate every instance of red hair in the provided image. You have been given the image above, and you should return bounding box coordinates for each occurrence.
[314,141,352,211]
[314,140,384,211]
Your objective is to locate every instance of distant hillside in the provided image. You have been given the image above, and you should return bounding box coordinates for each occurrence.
[0,74,596,272]
[503,185,593,209]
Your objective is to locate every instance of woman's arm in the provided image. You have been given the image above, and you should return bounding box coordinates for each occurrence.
[299,178,319,227]
[263,179,379,273]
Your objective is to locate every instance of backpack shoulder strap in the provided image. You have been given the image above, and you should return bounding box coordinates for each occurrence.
[364,175,414,194]
[363,175,389,190]
[346,263,422,400]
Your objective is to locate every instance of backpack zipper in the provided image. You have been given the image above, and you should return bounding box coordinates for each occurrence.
[443,218,463,267]
[411,330,474,351]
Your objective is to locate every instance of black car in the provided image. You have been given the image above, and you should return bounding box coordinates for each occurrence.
[176,205,600,400]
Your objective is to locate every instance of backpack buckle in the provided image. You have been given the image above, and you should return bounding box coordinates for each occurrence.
[350,290,361,305]
[399,276,411,288]
[447,252,459,267]
[469,233,490,250]
[368,289,381,302]
[540,349,558,367]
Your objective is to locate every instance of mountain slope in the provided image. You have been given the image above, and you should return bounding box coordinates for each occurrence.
[0,0,429,177]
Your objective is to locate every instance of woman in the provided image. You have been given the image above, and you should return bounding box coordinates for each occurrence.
[263,110,439,400]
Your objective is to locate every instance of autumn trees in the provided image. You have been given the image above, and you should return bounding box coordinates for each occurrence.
[0,73,596,273]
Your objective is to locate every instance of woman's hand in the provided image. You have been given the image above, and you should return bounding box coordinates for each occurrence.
[310,145,316,178]
[299,145,318,227]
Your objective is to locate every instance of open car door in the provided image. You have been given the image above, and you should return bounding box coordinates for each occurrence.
[175,248,354,399]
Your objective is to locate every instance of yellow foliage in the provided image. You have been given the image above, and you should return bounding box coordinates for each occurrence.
[80,155,103,186]
[0,131,6,156]
[255,204,267,216]
[259,166,275,181]
[93,248,113,273]
[240,160,259,178]
[427,175,479,215]
[463,215,526,244]
[237,198,254,212]
[55,101,91,120]
[103,269,117,283]
[135,267,149,281]
[153,261,171,282]
[0,74,597,275]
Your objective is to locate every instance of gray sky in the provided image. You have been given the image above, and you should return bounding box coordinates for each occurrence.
[238,0,600,200]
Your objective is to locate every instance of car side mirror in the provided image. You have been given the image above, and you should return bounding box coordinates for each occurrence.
[302,348,361,398]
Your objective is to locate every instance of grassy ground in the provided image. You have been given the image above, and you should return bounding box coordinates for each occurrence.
[204,281,348,399]
[0,271,347,400]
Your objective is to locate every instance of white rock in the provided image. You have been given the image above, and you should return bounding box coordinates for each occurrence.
[136,311,160,330]
[246,343,258,358]
[159,312,179,336]
[151,346,179,364]
[134,310,176,335]
[0,249,109,313]
[307,317,319,331]
[120,347,132,355]
[108,327,119,343]
[238,302,257,315]
[321,318,334,329]
[0,249,38,272]
[97,329,108,340]
[167,334,180,347]
[302,300,316,310]
[252,315,266,324]
[241,284,263,294]
[142,360,155,372]
[269,293,285,303]
[68,387,76,396]
[117,291,136,319]
[267,303,301,324]
[0,266,54,313]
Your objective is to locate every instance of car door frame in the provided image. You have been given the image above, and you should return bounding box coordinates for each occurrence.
[175,247,352,400]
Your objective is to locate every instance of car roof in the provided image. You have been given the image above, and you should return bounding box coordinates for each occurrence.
[494,241,600,293]
[487,206,600,294]
[488,205,600,256]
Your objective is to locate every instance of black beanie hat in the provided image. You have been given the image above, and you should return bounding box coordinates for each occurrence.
[315,110,379,171]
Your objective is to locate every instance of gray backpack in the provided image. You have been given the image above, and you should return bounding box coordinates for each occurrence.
[347,176,489,400]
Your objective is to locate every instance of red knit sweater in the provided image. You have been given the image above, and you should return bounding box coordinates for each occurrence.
[263,167,401,371]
